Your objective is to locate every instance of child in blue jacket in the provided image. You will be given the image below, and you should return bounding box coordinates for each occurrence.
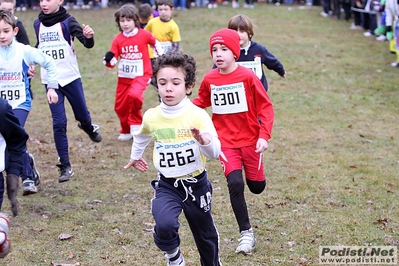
[228,14,285,92]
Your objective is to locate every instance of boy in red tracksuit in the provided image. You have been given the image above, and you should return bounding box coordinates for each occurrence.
[103,4,163,141]
[192,28,274,256]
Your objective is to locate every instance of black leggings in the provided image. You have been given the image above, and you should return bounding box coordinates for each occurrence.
[227,170,266,232]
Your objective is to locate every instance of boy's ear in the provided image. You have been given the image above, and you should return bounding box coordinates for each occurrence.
[13,27,19,36]
[186,83,194,95]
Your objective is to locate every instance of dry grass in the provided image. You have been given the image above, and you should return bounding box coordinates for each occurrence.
[2,3,398,265]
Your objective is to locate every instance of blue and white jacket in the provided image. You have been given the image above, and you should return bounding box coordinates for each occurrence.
[0,41,58,111]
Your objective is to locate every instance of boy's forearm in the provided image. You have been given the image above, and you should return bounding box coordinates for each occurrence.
[130,133,152,160]
[69,17,95,48]
[198,133,221,159]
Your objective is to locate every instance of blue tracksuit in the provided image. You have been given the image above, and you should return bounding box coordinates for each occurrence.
[34,7,96,166]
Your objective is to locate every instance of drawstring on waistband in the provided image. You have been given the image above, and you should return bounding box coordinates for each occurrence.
[174,177,198,202]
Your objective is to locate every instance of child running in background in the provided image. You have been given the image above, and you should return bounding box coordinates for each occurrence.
[144,0,181,63]
[138,3,158,29]
[0,98,29,217]
[34,0,102,183]
[1,0,36,102]
[227,14,285,92]
[0,0,29,45]
[124,51,222,266]
[145,0,180,100]
[0,1,41,195]
[192,28,274,255]
[0,10,58,196]
[1,0,33,99]
[103,4,163,141]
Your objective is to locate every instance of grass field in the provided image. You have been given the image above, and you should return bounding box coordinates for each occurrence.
[2,3,398,265]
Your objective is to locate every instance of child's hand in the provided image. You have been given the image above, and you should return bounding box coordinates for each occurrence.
[255,138,268,153]
[82,24,94,38]
[124,158,148,172]
[28,65,35,77]
[103,51,117,66]
[47,88,58,104]
[190,126,210,145]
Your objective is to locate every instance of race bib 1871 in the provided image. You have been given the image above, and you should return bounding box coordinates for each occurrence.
[118,59,144,78]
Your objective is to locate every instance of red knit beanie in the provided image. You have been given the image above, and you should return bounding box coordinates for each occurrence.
[209,28,240,60]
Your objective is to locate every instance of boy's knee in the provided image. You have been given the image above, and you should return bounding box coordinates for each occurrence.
[153,222,180,248]
[246,179,266,194]
[227,170,244,193]
[128,90,142,102]
[155,220,176,234]
[53,119,67,129]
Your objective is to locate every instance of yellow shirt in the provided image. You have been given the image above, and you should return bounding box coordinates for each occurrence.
[144,17,181,58]
[132,99,220,179]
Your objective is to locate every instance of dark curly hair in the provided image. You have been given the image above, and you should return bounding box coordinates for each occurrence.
[114,4,140,32]
[152,51,196,96]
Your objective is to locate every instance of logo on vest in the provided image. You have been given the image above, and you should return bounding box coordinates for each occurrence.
[40,31,61,42]
[121,45,143,60]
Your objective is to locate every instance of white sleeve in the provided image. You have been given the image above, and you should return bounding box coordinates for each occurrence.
[198,132,221,159]
[130,132,152,160]
[24,44,58,89]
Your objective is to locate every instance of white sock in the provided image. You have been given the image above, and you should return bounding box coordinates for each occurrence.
[165,247,179,259]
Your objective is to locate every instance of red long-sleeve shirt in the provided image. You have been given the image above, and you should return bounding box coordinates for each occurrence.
[192,65,274,148]
[106,29,156,84]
